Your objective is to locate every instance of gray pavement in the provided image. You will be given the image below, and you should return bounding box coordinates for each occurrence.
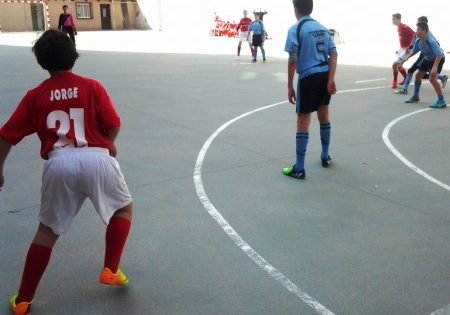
[1,45,450,315]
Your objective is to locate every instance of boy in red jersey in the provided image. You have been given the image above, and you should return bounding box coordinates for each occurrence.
[0,30,133,315]
[235,10,253,60]
[391,13,415,88]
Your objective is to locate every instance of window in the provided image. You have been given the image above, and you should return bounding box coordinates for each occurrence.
[75,3,92,19]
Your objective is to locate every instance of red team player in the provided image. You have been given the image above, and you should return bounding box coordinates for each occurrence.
[391,13,415,88]
[236,10,253,60]
[0,30,133,315]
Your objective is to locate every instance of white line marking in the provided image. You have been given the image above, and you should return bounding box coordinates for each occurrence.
[193,101,335,315]
[431,304,450,315]
[193,85,391,314]
[355,78,386,83]
[383,109,450,315]
[382,108,450,192]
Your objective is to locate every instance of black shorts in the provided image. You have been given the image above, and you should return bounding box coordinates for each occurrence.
[418,57,445,73]
[252,34,263,47]
[296,72,331,113]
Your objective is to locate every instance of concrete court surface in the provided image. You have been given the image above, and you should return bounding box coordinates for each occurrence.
[1,43,450,315]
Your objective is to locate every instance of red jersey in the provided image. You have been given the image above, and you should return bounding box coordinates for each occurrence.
[237,17,252,32]
[397,23,415,48]
[0,72,120,159]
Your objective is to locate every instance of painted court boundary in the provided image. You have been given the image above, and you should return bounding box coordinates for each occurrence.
[193,85,391,314]
[382,108,450,315]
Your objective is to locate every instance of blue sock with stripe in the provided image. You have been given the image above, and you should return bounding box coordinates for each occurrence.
[403,73,413,90]
[295,132,309,172]
[320,123,331,160]
[413,81,421,97]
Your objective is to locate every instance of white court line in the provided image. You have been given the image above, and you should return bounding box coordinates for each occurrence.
[193,84,390,314]
[382,108,450,192]
[382,109,450,315]
[355,78,386,83]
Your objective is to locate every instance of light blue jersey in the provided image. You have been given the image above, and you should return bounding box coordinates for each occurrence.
[249,20,265,35]
[285,16,337,79]
[412,33,444,61]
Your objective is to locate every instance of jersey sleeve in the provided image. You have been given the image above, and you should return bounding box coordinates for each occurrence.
[284,24,298,53]
[93,81,121,130]
[429,39,445,57]
[0,92,35,145]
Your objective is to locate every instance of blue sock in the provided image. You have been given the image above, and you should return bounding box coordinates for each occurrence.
[413,81,421,97]
[253,48,257,60]
[295,132,309,172]
[403,73,413,90]
[438,94,444,101]
[261,47,266,60]
[320,123,331,160]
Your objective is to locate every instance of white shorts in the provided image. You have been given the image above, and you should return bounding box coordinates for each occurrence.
[239,31,250,42]
[40,147,133,235]
[394,47,408,64]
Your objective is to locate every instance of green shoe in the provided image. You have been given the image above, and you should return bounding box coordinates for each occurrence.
[282,165,306,179]
[405,95,419,103]
[395,89,408,95]
[429,99,447,109]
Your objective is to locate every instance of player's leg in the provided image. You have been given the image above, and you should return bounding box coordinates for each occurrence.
[398,64,407,84]
[237,40,242,57]
[261,43,266,62]
[429,59,447,108]
[392,61,400,88]
[405,69,426,103]
[317,105,332,167]
[11,223,58,313]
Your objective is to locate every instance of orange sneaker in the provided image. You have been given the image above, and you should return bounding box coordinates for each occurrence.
[99,267,129,286]
[10,293,32,315]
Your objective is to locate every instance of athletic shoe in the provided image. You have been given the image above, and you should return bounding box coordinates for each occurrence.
[395,89,408,95]
[235,56,240,61]
[10,293,32,315]
[441,75,448,89]
[321,155,332,168]
[392,80,398,89]
[429,99,447,109]
[405,95,420,103]
[251,59,257,63]
[282,165,306,179]
[262,59,267,63]
[99,267,129,286]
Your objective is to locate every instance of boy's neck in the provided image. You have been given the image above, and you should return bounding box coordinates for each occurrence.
[49,70,72,76]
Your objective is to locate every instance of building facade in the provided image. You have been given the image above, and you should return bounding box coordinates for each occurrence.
[0,0,149,32]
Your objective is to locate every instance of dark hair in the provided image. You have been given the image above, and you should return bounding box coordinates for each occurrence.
[32,30,79,71]
[293,0,313,16]
[417,16,428,23]
[392,13,401,20]
[416,21,429,32]
[62,5,68,9]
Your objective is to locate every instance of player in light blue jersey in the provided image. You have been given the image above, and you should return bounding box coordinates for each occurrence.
[249,13,266,63]
[282,0,337,179]
[403,21,446,108]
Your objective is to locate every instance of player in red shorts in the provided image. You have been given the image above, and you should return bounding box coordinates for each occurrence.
[0,30,133,315]
[391,13,415,88]
[235,10,253,60]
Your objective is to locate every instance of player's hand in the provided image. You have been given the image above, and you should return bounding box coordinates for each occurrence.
[430,67,438,79]
[327,80,337,95]
[109,144,117,157]
[0,173,4,191]
[288,86,296,104]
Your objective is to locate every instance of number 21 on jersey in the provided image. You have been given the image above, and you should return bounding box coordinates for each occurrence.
[47,108,87,149]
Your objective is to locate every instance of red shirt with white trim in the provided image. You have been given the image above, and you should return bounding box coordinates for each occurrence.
[0,72,120,159]
[398,23,415,48]
[237,17,252,32]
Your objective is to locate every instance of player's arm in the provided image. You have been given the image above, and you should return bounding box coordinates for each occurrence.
[287,52,297,104]
[430,55,443,78]
[327,52,337,95]
[104,126,120,157]
[0,136,12,190]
